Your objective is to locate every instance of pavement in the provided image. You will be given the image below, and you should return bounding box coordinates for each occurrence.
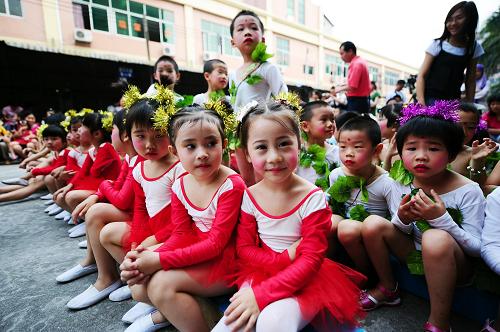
[0,164,482,332]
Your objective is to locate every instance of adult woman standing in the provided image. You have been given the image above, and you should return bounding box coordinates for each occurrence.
[416,1,484,106]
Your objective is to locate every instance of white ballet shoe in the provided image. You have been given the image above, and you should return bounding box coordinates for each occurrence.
[69,223,86,238]
[48,206,63,216]
[64,213,72,222]
[43,199,54,206]
[124,312,170,332]
[2,177,28,186]
[78,240,87,249]
[55,210,71,220]
[122,302,156,324]
[40,193,53,200]
[44,203,58,213]
[108,285,131,302]
[56,264,97,283]
[66,280,122,310]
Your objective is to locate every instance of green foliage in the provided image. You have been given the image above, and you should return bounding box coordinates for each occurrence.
[389,160,414,185]
[251,42,273,63]
[407,250,425,275]
[229,81,237,105]
[349,204,370,222]
[208,90,226,102]
[246,74,263,85]
[175,95,193,108]
[415,220,432,233]
[479,8,500,77]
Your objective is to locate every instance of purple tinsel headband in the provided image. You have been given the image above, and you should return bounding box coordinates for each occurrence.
[398,100,460,126]
[476,119,488,133]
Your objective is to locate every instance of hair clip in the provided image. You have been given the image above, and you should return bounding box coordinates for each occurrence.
[399,100,460,126]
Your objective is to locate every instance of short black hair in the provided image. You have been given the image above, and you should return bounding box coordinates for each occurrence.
[70,116,83,126]
[44,113,66,125]
[371,81,377,89]
[386,95,402,104]
[203,59,226,74]
[340,41,356,54]
[125,99,157,138]
[335,111,358,130]
[112,109,126,138]
[459,102,480,121]
[396,116,464,160]
[487,93,500,108]
[82,112,111,143]
[301,100,329,122]
[379,103,403,128]
[42,124,66,141]
[397,80,406,86]
[230,10,264,36]
[154,55,179,73]
[338,114,381,147]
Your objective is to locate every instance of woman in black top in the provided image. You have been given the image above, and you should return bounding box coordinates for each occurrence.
[416,1,483,106]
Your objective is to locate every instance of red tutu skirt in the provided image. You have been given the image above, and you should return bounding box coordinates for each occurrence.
[233,258,366,331]
[72,176,103,191]
[158,226,237,287]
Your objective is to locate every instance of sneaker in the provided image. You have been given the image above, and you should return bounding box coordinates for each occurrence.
[69,223,86,238]
[109,285,131,302]
[2,177,28,186]
[55,210,71,220]
[56,264,97,283]
[124,312,170,332]
[43,199,54,206]
[78,240,87,249]
[66,280,122,310]
[40,193,53,200]
[48,206,63,216]
[122,302,157,324]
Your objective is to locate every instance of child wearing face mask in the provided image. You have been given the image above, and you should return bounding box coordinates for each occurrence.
[359,101,486,332]
[145,55,183,103]
[193,59,229,105]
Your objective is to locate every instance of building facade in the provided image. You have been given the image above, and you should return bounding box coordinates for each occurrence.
[1,0,417,107]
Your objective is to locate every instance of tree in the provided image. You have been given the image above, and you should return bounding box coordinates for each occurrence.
[479,7,500,77]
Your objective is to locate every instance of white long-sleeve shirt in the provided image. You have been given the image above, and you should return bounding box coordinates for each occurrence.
[481,188,500,275]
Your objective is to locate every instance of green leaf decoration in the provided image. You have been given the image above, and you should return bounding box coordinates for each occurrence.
[246,74,263,85]
[229,81,237,105]
[315,176,330,191]
[389,160,414,185]
[251,42,273,63]
[208,90,226,102]
[328,176,353,203]
[486,152,500,175]
[407,250,425,275]
[228,134,240,150]
[329,196,347,217]
[175,95,194,108]
[349,204,370,222]
[415,220,432,233]
[359,178,369,203]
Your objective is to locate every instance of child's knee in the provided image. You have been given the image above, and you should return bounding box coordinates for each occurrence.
[362,215,388,236]
[338,220,362,244]
[148,271,175,303]
[99,224,114,245]
[422,229,454,260]
[130,284,149,303]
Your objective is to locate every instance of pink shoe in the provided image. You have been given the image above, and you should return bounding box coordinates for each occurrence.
[423,322,451,332]
[360,283,401,311]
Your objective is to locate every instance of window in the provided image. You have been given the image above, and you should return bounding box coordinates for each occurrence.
[297,0,305,24]
[303,65,314,75]
[276,37,290,66]
[326,55,347,78]
[325,54,336,75]
[201,20,239,56]
[287,0,305,24]
[0,0,22,17]
[287,0,294,18]
[72,0,174,43]
[369,66,379,82]
[384,71,400,86]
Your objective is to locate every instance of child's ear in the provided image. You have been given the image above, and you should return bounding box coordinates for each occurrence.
[245,149,252,163]
[300,121,309,133]
[168,145,177,157]
[374,143,383,156]
[121,132,129,143]
[175,72,181,82]
[203,72,210,81]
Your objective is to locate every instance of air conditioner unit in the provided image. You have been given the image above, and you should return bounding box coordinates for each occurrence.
[163,44,175,56]
[74,28,92,43]
[202,51,214,61]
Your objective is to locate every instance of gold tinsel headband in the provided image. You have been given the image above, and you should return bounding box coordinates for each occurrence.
[203,98,236,135]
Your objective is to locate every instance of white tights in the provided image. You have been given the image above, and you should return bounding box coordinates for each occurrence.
[212,297,308,332]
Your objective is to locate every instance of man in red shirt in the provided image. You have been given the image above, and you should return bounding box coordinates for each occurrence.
[336,41,371,114]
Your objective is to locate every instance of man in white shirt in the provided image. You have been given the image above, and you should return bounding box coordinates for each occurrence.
[386,80,407,103]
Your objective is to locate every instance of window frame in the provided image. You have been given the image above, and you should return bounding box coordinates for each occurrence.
[0,0,23,18]
[276,37,290,67]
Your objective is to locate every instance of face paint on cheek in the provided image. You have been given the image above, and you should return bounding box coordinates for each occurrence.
[132,139,146,154]
[288,153,299,169]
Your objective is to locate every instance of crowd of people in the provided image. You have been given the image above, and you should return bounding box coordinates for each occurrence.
[1,2,500,332]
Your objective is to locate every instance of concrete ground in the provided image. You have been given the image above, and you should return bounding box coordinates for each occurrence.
[0,164,481,332]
